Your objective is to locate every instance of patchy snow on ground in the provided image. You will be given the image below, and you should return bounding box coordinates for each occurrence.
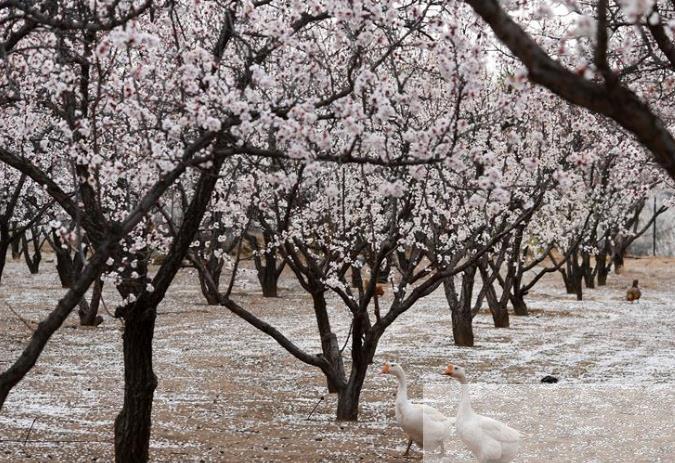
[0,256,673,462]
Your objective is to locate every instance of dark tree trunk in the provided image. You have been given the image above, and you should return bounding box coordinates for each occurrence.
[581,252,595,289]
[198,270,220,305]
[0,240,8,285]
[451,307,475,346]
[336,361,368,421]
[596,252,610,286]
[21,232,42,274]
[259,251,280,297]
[571,273,583,301]
[54,245,73,288]
[335,312,378,422]
[444,278,475,347]
[510,290,529,316]
[492,306,510,327]
[561,270,574,294]
[562,251,584,300]
[248,232,283,298]
[484,283,510,328]
[10,234,21,260]
[114,302,158,463]
[195,252,223,305]
[350,265,363,289]
[78,278,104,326]
[613,251,624,274]
[575,283,583,300]
[311,292,344,394]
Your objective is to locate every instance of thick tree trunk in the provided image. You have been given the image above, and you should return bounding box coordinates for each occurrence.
[0,240,8,285]
[451,308,475,346]
[10,235,21,260]
[114,303,158,463]
[510,291,529,316]
[350,265,363,289]
[195,253,223,305]
[444,275,476,347]
[21,233,41,274]
[483,282,510,328]
[198,271,220,305]
[571,274,583,301]
[581,252,595,289]
[562,253,584,300]
[596,252,610,286]
[490,304,510,328]
[259,253,279,297]
[613,252,624,274]
[561,270,575,294]
[78,278,104,326]
[336,365,367,421]
[312,292,344,394]
[54,248,73,288]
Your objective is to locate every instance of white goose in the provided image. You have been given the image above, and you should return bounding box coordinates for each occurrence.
[382,362,454,456]
[443,363,522,463]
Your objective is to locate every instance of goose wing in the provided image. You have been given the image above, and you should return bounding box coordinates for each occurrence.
[420,404,454,424]
[476,415,522,443]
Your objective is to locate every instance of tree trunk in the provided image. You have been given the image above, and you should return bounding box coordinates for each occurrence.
[510,290,529,316]
[572,274,583,301]
[10,235,21,260]
[335,335,371,421]
[21,233,41,274]
[444,276,476,347]
[561,270,574,294]
[311,292,344,394]
[195,253,223,305]
[562,252,584,300]
[336,365,367,421]
[613,252,624,274]
[198,271,220,305]
[483,283,510,328]
[260,253,279,297]
[114,302,158,463]
[54,249,73,288]
[78,278,104,326]
[350,265,363,289]
[492,307,510,327]
[596,253,609,286]
[0,240,8,285]
[451,307,475,346]
[581,252,595,289]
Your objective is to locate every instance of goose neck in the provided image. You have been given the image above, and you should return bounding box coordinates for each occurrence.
[394,370,409,402]
[458,382,473,416]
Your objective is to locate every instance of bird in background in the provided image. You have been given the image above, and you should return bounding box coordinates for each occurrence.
[626,279,641,303]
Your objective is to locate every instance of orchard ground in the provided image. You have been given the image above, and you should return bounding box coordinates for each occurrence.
[0,256,673,462]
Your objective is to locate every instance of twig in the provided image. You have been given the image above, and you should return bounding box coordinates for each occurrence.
[339,320,353,353]
[159,309,211,315]
[306,395,325,420]
[23,418,37,446]
[3,301,36,333]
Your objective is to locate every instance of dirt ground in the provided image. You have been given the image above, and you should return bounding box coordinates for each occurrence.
[0,256,673,462]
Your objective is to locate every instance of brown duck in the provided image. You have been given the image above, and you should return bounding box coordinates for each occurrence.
[626,280,641,303]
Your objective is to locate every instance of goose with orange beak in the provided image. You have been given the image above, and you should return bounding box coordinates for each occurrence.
[382,362,454,457]
[443,363,522,463]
